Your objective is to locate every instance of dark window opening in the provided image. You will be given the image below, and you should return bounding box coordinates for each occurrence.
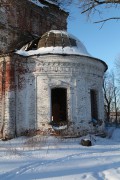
[69,38,77,46]
[90,89,98,120]
[51,88,67,124]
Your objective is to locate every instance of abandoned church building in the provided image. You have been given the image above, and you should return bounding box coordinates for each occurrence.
[0,0,107,139]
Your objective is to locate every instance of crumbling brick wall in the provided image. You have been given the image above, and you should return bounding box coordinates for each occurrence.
[0,54,16,138]
[0,0,68,53]
[0,0,68,139]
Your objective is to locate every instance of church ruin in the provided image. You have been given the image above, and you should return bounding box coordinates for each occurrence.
[0,0,107,139]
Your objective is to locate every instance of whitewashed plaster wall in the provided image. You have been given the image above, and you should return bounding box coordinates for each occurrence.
[0,54,107,138]
[14,54,106,137]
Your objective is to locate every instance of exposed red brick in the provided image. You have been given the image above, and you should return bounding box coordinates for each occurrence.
[5,62,15,91]
[0,64,2,95]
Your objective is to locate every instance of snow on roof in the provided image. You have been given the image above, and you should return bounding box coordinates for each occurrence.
[29,0,47,8]
[29,0,59,8]
[45,0,58,5]
[16,30,91,57]
[16,46,90,57]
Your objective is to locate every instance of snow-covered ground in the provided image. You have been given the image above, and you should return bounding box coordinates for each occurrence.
[0,128,120,180]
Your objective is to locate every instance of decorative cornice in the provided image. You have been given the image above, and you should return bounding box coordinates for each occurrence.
[15,60,103,77]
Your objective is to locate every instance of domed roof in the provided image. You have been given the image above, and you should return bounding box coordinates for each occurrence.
[37,30,90,56]
[16,30,91,57]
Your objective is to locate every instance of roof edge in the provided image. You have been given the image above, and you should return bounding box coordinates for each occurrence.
[14,52,108,71]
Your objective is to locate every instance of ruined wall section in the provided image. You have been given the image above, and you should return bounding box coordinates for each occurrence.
[0,55,16,138]
[0,0,68,53]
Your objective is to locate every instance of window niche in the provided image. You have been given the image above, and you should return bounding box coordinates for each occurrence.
[51,88,67,125]
[90,89,98,120]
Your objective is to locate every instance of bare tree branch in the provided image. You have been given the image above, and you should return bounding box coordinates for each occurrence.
[54,0,120,23]
[94,17,120,23]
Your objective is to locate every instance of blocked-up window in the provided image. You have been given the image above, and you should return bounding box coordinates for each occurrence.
[90,89,98,120]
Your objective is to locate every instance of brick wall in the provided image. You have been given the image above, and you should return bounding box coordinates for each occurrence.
[0,0,68,53]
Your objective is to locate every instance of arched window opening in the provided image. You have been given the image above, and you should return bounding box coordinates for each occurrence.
[51,88,67,126]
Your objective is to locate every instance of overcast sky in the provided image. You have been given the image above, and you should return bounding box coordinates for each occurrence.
[67,4,120,71]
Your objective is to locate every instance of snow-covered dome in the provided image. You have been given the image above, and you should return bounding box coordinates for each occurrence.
[37,30,90,56]
[16,30,91,57]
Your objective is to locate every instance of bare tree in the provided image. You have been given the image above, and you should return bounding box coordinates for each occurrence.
[115,57,120,86]
[78,0,120,22]
[111,72,120,124]
[51,0,120,23]
[104,72,114,122]
[103,71,120,124]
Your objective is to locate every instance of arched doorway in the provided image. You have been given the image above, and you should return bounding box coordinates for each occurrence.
[51,88,67,125]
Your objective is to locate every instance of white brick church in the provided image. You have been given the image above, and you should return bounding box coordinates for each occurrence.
[0,30,107,139]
